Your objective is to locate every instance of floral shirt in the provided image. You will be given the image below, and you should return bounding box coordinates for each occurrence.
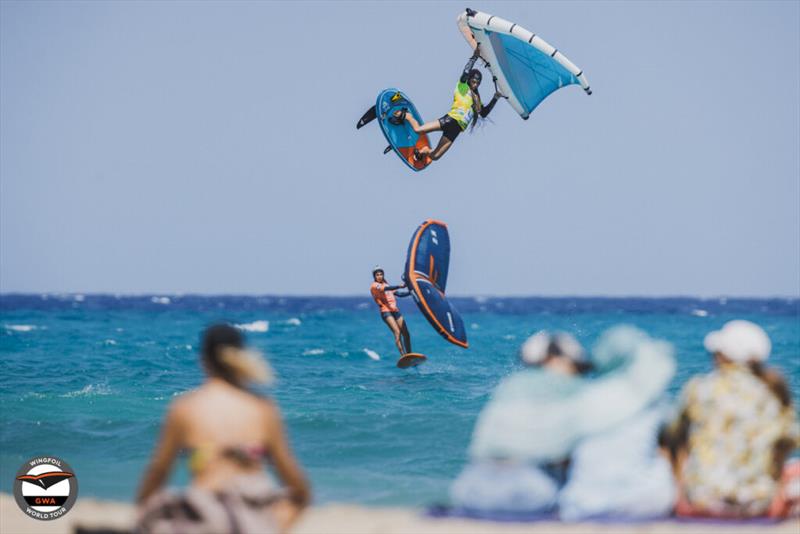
[678,363,799,516]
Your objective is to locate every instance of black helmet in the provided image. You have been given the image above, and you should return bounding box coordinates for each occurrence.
[468,69,482,84]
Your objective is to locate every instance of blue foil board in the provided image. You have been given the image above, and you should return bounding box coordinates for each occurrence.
[376,88,432,172]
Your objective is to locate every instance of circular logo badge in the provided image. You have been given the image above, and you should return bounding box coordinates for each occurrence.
[13,456,78,520]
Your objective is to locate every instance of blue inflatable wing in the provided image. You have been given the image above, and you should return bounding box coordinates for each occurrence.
[457,9,591,119]
[403,220,468,348]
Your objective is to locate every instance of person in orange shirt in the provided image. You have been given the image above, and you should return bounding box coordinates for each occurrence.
[370,267,412,356]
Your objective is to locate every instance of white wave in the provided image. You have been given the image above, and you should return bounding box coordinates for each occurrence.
[503,334,516,340]
[474,296,489,304]
[185,344,193,350]
[74,294,85,302]
[285,318,302,326]
[5,324,37,332]
[151,296,171,305]
[690,309,709,317]
[471,323,480,330]
[356,302,369,309]
[61,384,113,398]
[235,320,269,333]
[303,348,325,356]
[104,339,117,345]
[363,348,381,361]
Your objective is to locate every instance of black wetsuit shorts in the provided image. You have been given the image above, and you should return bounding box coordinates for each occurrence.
[381,311,402,321]
[439,115,464,142]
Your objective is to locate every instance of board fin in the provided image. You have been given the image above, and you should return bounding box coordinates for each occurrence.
[357,105,377,129]
[383,145,392,154]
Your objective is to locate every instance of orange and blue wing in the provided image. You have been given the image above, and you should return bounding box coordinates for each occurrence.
[403,219,467,348]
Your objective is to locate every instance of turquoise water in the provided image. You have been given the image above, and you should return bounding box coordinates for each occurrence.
[1,295,798,505]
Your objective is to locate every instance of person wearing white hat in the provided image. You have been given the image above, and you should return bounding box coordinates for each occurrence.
[449,331,592,517]
[451,326,677,520]
[667,320,799,518]
[703,319,772,363]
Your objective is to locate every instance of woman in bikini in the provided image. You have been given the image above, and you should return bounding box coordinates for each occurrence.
[137,324,310,534]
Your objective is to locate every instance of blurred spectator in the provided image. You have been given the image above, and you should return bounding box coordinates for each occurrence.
[451,326,676,520]
[666,320,799,518]
[136,324,310,533]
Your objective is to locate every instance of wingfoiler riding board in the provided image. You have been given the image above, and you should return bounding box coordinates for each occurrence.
[356,88,432,171]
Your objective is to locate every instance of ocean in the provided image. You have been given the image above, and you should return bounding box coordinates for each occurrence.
[1,294,798,506]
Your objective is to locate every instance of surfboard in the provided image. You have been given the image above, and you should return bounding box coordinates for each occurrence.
[357,89,432,171]
[397,352,427,369]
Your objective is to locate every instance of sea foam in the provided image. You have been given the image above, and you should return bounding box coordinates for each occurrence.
[4,324,37,332]
[363,348,381,361]
[235,320,270,333]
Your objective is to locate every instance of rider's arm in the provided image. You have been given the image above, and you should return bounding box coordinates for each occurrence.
[459,46,481,83]
[480,94,499,118]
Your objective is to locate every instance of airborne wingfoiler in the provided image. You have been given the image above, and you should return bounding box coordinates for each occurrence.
[357,8,591,171]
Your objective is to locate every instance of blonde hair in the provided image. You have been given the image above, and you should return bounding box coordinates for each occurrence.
[215,347,274,386]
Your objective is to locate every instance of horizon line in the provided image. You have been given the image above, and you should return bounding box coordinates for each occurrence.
[1,292,798,301]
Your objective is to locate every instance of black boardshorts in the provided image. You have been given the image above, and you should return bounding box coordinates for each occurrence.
[381,311,403,321]
[439,115,464,142]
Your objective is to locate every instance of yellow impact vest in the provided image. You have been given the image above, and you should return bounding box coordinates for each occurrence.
[447,82,475,130]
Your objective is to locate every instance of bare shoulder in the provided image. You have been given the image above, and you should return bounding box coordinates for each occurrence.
[168,390,199,421]
[257,396,280,420]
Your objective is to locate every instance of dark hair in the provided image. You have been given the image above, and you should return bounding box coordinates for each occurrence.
[744,362,793,480]
[748,362,792,407]
[469,86,482,131]
[201,323,244,383]
[372,269,384,281]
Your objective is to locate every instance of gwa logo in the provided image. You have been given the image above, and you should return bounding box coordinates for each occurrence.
[13,456,79,521]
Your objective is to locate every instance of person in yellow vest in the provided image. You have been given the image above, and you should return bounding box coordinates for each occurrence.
[393,45,502,162]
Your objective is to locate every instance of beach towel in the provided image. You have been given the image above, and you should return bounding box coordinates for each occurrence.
[136,474,284,534]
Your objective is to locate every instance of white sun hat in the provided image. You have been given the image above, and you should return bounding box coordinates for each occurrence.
[520,331,586,366]
[703,320,771,363]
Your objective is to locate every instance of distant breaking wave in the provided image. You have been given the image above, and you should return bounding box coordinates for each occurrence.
[363,348,381,361]
[4,324,38,332]
[61,384,113,398]
[235,320,269,333]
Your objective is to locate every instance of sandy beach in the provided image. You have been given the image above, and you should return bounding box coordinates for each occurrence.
[2,493,797,534]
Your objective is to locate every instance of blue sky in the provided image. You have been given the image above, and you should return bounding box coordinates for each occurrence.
[1,1,798,297]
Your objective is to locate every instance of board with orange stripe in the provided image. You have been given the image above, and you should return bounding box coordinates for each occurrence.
[373,88,432,172]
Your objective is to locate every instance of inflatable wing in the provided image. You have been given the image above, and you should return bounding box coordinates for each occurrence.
[457,8,591,120]
[403,220,468,348]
